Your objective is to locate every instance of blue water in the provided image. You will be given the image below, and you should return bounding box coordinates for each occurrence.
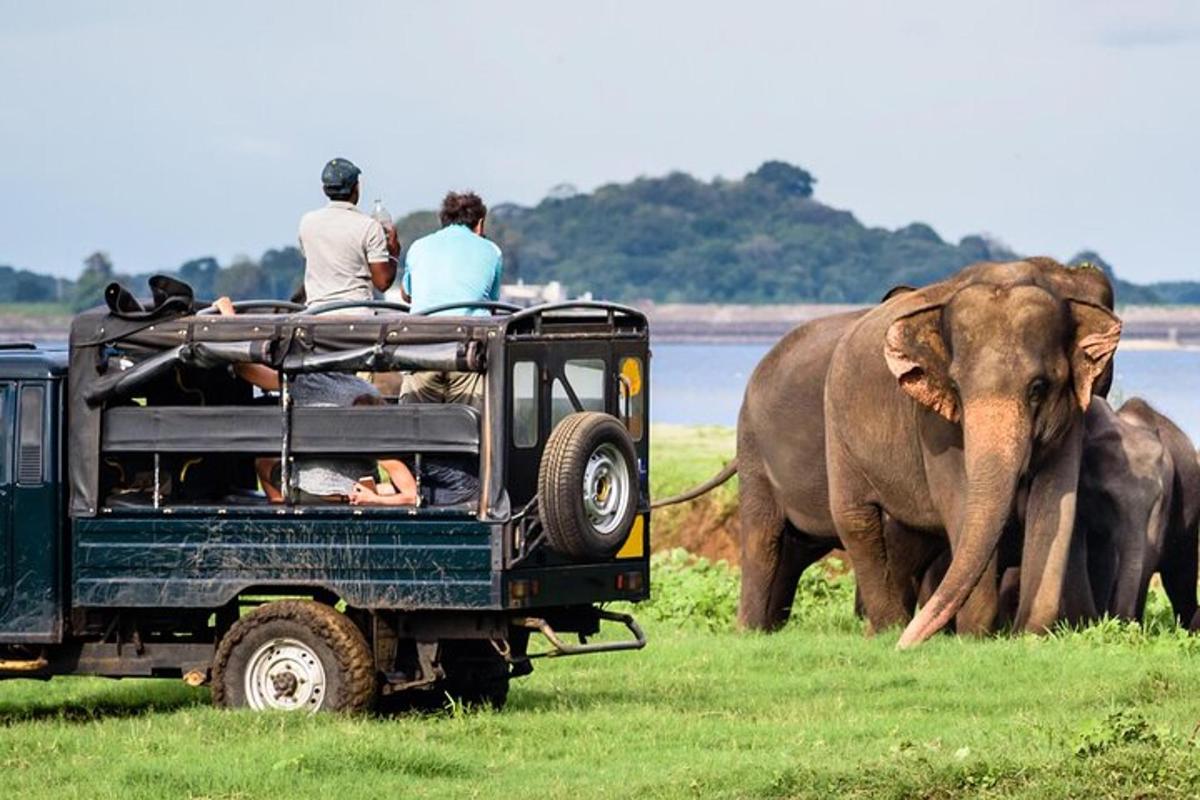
[652,343,1200,443]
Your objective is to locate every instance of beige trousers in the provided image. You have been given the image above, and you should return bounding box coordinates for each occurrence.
[400,371,484,409]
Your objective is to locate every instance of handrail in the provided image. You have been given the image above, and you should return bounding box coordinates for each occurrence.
[411,300,523,316]
[196,299,307,316]
[506,300,646,324]
[298,300,411,315]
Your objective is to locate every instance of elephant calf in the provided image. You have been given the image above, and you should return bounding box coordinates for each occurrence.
[890,396,1199,632]
[1086,397,1200,627]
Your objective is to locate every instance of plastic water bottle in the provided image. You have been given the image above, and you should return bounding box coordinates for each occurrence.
[371,198,392,228]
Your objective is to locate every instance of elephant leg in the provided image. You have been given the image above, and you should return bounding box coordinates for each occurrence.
[1016,421,1091,632]
[1084,523,1119,618]
[884,519,945,617]
[764,527,835,629]
[1060,519,1099,626]
[956,552,1001,635]
[1160,522,1199,628]
[736,461,792,631]
[996,567,1021,629]
[832,502,910,632]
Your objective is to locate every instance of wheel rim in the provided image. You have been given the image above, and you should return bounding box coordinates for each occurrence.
[582,442,631,534]
[244,637,327,712]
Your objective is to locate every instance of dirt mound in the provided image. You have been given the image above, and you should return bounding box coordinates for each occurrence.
[652,495,739,564]
[652,497,850,575]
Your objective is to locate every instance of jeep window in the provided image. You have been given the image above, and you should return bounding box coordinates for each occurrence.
[619,356,645,441]
[0,384,10,484]
[551,358,606,426]
[18,385,44,485]
[512,361,538,448]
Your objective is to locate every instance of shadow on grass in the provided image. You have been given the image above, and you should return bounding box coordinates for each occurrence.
[0,679,208,725]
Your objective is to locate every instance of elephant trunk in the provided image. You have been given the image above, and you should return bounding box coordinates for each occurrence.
[897,397,1028,649]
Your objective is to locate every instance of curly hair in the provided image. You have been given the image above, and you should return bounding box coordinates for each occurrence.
[439,191,487,229]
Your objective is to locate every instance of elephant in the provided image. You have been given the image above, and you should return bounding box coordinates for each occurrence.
[897,397,1179,631]
[824,259,1121,647]
[910,397,1200,630]
[1076,397,1172,622]
[655,259,1118,645]
[1103,398,1200,626]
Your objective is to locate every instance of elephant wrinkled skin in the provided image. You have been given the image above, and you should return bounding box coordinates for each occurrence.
[657,259,1119,644]
[825,260,1120,647]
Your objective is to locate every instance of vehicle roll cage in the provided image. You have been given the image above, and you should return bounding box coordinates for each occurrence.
[66,297,647,518]
[189,297,646,323]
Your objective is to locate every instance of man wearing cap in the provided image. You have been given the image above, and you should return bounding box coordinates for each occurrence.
[299,157,398,308]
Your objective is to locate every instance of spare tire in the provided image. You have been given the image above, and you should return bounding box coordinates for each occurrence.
[538,412,640,560]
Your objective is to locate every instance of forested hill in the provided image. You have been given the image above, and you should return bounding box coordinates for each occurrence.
[4,160,1197,309]
[397,161,1193,305]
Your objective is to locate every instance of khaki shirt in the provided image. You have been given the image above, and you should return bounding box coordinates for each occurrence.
[298,201,389,306]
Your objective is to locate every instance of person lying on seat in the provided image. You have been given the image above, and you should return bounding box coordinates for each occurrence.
[215,297,419,505]
[349,451,479,507]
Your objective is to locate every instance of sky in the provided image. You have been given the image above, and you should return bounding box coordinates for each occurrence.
[0,1,1197,283]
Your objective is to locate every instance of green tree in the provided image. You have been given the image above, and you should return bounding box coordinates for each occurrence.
[70,251,114,311]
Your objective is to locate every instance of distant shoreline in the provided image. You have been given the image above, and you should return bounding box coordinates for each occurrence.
[4,303,1200,349]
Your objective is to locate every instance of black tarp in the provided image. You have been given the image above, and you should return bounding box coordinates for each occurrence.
[69,303,498,517]
[102,405,480,454]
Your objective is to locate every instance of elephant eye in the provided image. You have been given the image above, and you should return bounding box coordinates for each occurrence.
[1028,377,1049,404]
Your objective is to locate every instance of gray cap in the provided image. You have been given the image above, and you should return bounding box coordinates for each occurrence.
[321,158,361,193]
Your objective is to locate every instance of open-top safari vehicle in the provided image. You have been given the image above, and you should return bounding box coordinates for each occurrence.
[0,288,650,711]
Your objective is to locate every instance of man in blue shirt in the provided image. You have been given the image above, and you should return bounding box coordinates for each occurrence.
[397,192,503,407]
[399,191,502,316]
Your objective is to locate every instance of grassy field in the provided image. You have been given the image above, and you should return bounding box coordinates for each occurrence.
[649,425,740,558]
[4,425,1200,798]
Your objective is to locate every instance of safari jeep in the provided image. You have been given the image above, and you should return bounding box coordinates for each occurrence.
[0,293,649,711]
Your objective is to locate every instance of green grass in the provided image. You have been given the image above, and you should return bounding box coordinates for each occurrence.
[3,427,1200,797]
[650,424,737,500]
[4,622,1200,798]
[0,302,71,318]
[650,425,739,554]
[3,556,1200,798]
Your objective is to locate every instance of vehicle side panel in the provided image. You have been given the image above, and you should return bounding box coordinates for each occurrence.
[0,378,64,643]
[72,516,498,610]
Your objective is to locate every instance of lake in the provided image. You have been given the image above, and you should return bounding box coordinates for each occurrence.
[651,343,1200,443]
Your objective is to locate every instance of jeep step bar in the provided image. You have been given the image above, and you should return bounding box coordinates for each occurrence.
[519,610,646,658]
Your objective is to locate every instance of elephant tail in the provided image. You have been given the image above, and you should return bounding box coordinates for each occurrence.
[651,460,739,509]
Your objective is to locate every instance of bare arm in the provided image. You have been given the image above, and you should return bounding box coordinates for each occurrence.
[215,296,281,391]
[350,459,418,506]
[369,260,396,293]
[366,222,398,292]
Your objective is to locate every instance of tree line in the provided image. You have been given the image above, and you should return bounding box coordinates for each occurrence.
[2,161,1195,310]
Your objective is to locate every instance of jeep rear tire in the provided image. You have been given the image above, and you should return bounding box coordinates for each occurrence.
[211,600,375,714]
[538,412,639,560]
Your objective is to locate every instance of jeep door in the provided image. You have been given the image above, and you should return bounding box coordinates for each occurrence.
[0,382,11,618]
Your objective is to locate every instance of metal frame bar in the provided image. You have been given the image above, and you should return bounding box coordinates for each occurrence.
[518,610,646,658]
[411,301,522,317]
[297,300,411,316]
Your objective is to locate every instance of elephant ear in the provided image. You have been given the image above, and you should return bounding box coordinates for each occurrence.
[884,305,958,422]
[1068,300,1122,411]
[881,284,916,302]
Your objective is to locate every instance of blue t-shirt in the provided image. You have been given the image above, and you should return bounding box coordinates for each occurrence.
[402,224,503,316]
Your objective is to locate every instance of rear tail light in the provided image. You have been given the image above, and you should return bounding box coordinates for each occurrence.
[616,571,644,592]
[509,578,541,604]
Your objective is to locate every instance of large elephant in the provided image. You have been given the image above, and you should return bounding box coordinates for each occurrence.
[658,259,1117,642]
[824,259,1120,647]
